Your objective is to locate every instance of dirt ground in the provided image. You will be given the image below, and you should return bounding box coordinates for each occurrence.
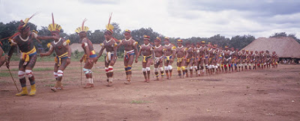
[0,61,300,121]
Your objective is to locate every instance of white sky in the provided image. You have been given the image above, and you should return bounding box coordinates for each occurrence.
[1,0,300,38]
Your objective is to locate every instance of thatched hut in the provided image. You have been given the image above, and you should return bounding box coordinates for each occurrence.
[241,37,300,64]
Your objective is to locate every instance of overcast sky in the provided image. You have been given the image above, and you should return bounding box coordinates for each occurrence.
[1,0,300,38]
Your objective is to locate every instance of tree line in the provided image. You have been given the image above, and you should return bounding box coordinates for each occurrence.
[1,21,300,53]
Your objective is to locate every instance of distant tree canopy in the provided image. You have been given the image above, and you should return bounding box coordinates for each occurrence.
[1,21,299,53]
[270,32,300,43]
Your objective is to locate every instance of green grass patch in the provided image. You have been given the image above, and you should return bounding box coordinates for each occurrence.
[37,56,55,62]
[0,72,11,77]
[9,68,19,71]
[63,78,79,82]
[43,84,55,87]
[42,83,68,87]
[131,100,150,104]
[7,67,54,72]
[8,52,136,63]
[33,67,53,71]
[39,80,50,83]
[0,80,11,84]
[66,67,82,70]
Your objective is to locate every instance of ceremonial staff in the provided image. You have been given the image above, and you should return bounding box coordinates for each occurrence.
[8,68,20,92]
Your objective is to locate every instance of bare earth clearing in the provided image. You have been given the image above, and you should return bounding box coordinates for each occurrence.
[1,61,300,121]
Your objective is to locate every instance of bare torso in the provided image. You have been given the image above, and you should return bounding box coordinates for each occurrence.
[12,33,36,52]
[164,44,174,56]
[51,38,69,56]
[199,46,205,58]
[141,44,152,56]
[187,47,194,58]
[103,39,117,52]
[154,45,164,57]
[121,38,137,51]
[176,46,186,58]
[81,38,94,54]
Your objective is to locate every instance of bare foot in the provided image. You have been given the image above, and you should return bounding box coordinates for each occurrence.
[107,82,113,87]
[51,87,57,92]
[51,86,64,92]
[124,80,131,85]
[84,83,94,88]
[57,86,64,90]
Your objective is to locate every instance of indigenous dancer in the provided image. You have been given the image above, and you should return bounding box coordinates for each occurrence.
[236,48,242,72]
[245,50,250,70]
[265,50,271,68]
[223,46,231,73]
[215,45,223,74]
[40,13,71,92]
[249,51,255,70]
[260,51,265,69]
[163,37,176,79]
[185,42,194,77]
[136,35,153,82]
[230,47,238,72]
[97,23,118,86]
[240,49,247,71]
[254,51,260,69]
[252,51,257,70]
[76,19,97,88]
[153,37,164,80]
[199,41,206,75]
[191,43,198,76]
[204,42,211,74]
[7,14,52,96]
[119,30,138,84]
[194,42,201,76]
[207,43,215,75]
[212,44,220,74]
[272,51,278,68]
[175,39,187,78]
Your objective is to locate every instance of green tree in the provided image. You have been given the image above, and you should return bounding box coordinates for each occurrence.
[229,35,255,50]
[270,32,287,38]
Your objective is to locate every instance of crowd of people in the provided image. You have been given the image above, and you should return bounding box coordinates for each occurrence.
[0,13,279,96]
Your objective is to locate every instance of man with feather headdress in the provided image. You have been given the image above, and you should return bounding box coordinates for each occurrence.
[40,13,71,92]
[6,13,53,96]
[76,19,97,88]
[96,14,118,86]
